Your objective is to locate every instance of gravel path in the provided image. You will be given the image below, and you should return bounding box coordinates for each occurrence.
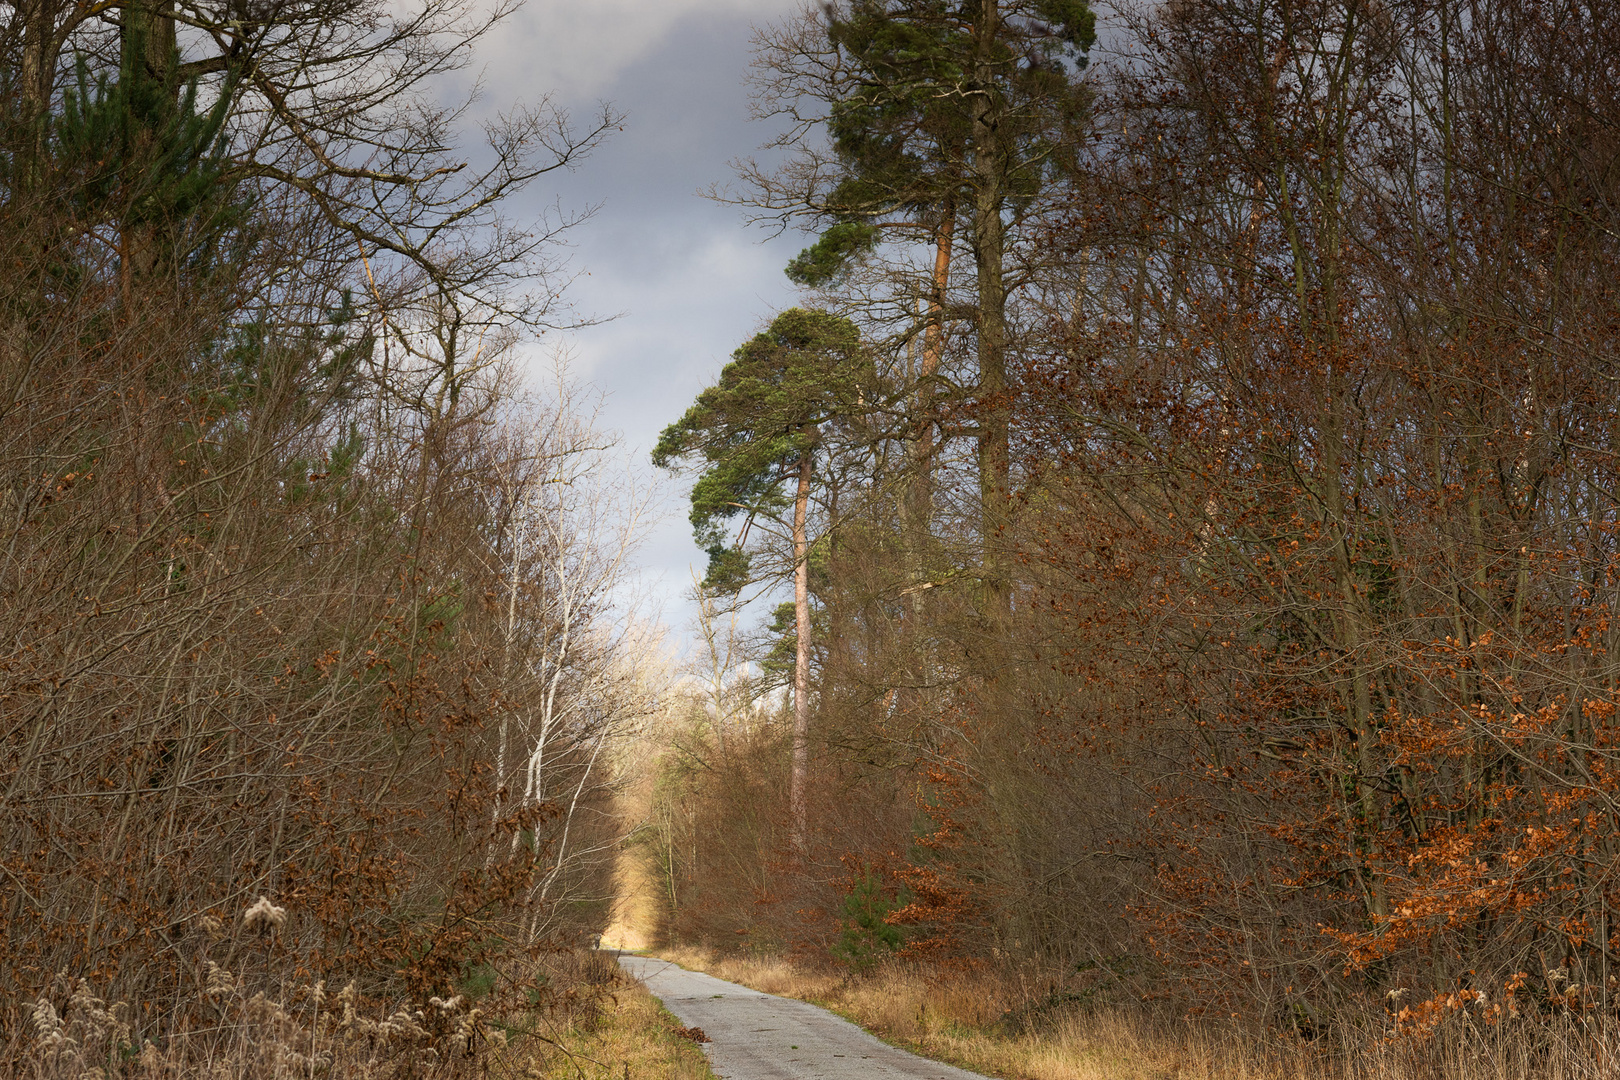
[616,954,995,1080]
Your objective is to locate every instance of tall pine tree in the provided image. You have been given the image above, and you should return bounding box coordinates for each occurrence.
[758,0,1094,617]
[654,307,875,849]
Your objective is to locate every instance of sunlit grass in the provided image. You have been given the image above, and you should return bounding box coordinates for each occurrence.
[516,979,718,1080]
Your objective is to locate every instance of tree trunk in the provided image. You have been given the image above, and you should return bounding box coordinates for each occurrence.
[120,0,179,287]
[909,197,955,535]
[16,0,61,185]
[969,1,1011,623]
[790,448,813,850]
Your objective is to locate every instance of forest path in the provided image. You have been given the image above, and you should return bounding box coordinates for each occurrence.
[615,954,995,1080]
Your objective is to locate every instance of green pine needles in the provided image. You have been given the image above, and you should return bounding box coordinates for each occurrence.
[652,307,875,596]
[53,26,245,276]
[785,0,1096,285]
[831,868,908,973]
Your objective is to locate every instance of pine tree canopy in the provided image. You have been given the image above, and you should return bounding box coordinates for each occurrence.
[786,0,1095,283]
[652,307,873,592]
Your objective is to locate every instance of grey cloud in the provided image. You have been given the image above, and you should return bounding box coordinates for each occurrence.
[495,3,817,650]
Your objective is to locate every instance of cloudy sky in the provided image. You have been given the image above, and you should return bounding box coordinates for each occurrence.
[483,0,812,652]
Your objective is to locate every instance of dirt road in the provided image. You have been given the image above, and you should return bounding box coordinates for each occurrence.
[616,954,994,1080]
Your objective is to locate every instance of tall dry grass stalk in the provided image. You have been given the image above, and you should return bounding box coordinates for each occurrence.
[654,946,1620,1080]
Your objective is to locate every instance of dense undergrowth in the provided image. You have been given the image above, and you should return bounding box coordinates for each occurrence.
[0,0,641,1065]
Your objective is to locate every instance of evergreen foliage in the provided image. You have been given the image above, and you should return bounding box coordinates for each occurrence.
[0,0,626,1057]
[53,31,244,275]
[831,867,906,972]
[786,0,1095,282]
[652,307,875,594]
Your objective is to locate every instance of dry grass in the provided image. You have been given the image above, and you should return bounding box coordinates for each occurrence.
[654,946,1620,1080]
[9,951,717,1080]
[514,975,718,1080]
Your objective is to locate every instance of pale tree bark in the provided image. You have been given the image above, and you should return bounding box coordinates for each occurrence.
[692,567,746,757]
[457,372,661,940]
